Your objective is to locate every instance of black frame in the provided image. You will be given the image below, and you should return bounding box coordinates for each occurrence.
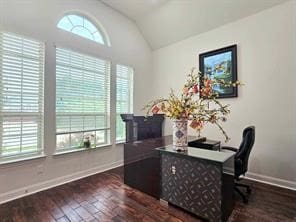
[199,44,238,98]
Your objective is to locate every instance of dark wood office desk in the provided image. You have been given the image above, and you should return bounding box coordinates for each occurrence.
[123,136,234,222]
[124,136,173,198]
[157,145,235,222]
[124,136,207,197]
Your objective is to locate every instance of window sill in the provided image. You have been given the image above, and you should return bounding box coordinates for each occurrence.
[116,140,125,145]
[0,153,46,166]
[54,144,112,156]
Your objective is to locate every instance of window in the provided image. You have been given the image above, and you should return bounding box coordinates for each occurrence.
[56,48,110,152]
[116,65,133,142]
[57,14,109,45]
[0,32,44,159]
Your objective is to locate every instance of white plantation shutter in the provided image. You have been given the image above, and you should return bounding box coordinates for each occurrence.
[56,48,110,150]
[116,64,133,142]
[0,32,44,158]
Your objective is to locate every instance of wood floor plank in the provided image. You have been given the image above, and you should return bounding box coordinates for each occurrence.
[60,204,82,222]
[0,166,295,222]
[74,206,95,221]
[56,216,70,222]
[93,210,112,222]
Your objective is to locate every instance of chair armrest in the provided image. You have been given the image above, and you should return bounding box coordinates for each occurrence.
[222,146,238,152]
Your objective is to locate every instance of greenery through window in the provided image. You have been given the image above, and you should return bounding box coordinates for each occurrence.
[57,14,107,45]
[56,48,110,151]
[116,65,134,142]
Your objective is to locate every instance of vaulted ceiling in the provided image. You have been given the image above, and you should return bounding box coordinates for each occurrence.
[101,0,289,50]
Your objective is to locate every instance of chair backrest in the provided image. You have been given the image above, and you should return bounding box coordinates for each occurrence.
[235,126,255,177]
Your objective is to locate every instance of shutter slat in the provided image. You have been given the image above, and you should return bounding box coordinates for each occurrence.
[56,48,110,150]
[0,32,44,158]
[116,64,133,141]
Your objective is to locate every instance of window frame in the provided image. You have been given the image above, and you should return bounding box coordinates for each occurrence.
[55,47,111,153]
[115,64,134,143]
[0,31,45,162]
[57,13,111,46]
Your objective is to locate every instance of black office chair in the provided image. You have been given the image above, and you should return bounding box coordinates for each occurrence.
[222,126,255,204]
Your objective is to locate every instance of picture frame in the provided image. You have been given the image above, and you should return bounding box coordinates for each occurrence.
[199,44,238,98]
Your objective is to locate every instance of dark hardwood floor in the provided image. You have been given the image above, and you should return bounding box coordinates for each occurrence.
[0,167,295,222]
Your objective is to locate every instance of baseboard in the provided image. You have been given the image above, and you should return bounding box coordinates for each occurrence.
[0,160,123,204]
[246,172,296,191]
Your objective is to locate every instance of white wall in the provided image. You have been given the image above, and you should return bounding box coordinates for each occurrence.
[152,1,296,189]
[0,0,152,203]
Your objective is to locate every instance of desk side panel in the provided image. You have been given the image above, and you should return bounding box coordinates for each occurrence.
[221,156,235,221]
[124,137,172,198]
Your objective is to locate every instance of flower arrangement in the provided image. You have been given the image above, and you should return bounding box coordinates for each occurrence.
[83,134,95,148]
[143,68,242,142]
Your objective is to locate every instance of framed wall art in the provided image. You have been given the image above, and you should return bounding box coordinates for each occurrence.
[199,45,238,98]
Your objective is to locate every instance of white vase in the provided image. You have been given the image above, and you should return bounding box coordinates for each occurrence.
[172,119,188,150]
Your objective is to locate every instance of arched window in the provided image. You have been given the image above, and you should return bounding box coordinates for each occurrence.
[57,14,110,46]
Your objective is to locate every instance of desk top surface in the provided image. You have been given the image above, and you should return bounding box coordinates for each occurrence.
[125,135,234,163]
[125,135,195,145]
[156,145,235,163]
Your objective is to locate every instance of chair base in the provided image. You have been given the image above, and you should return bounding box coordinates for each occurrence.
[235,182,251,204]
